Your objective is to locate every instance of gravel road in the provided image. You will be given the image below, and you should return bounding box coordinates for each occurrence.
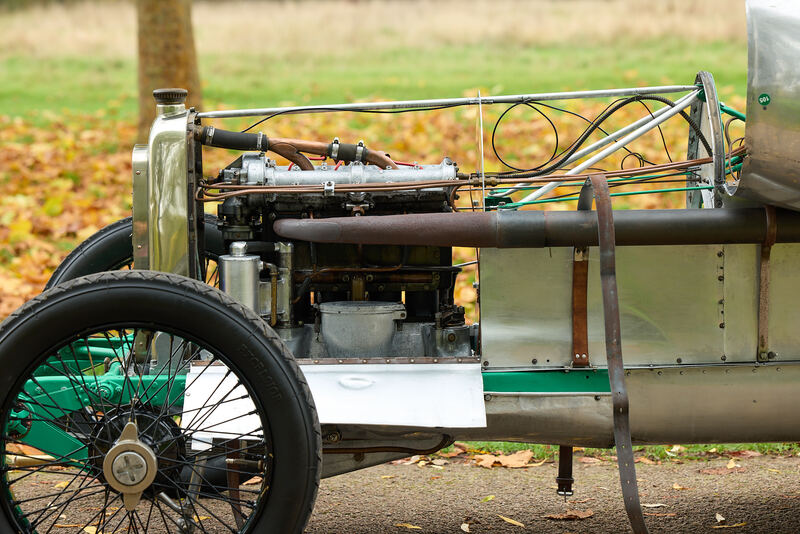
[306,455,800,533]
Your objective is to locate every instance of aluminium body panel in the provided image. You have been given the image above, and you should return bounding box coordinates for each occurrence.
[456,364,800,447]
[738,0,800,210]
[480,243,800,368]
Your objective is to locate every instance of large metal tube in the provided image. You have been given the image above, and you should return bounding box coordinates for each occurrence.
[273,208,800,248]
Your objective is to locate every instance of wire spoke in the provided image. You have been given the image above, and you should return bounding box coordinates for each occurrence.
[1,326,273,534]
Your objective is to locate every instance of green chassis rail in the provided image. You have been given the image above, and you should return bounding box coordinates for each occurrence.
[7,337,186,463]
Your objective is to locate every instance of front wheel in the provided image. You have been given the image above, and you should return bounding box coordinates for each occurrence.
[0,271,320,534]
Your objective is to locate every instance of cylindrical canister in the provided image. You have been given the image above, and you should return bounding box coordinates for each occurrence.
[219,253,261,312]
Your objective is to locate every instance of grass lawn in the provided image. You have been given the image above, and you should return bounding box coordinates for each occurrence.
[0,39,747,119]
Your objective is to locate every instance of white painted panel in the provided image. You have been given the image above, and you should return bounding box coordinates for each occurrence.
[302,363,486,428]
[182,363,486,449]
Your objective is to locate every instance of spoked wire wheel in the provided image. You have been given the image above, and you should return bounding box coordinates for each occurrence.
[0,272,320,534]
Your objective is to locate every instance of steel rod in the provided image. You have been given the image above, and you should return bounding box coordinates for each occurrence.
[517,91,700,203]
[491,91,700,197]
[196,85,699,119]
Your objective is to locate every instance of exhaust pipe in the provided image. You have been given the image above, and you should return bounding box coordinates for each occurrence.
[273,208,800,248]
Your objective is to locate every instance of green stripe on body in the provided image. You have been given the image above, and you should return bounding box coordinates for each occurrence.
[482,369,610,393]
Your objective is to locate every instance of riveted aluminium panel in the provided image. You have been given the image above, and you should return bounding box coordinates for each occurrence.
[480,243,800,368]
[480,245,725,368]
[720,243,800,362]
[765,244,800,360]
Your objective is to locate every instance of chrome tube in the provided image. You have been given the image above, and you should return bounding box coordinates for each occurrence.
[517,91,700,203]
[196,85,698,119]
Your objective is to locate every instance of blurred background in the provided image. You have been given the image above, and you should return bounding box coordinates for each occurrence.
[0,0,748,315]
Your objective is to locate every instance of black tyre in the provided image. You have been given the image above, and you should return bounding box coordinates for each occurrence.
[46,215,225,289]
[0,271,320,534]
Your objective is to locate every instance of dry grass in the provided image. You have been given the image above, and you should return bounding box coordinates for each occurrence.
[0,0,746,59]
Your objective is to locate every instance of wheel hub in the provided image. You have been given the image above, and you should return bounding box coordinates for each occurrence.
[111,451,148,486]
[102,421,158,511]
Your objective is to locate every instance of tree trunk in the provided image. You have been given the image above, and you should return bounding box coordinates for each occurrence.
[136,0,202,143]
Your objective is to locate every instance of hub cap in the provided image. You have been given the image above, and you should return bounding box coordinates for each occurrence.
[102,421,158,511]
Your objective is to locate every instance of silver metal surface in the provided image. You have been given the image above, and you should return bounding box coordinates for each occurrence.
[276,323,472,360]
[143,104,191,275]
[196,85,699,119]
[458,363,800,446]
[131,145,149,269]
[319,301,406,358]
[224,154,458,186]
[111,451,148,486]
[276,242,294,326]
[518,91,699,203]
[480,242,800,367]
[626,364,800,444]
[481,245,724,367]
[427,324,472,358]
[738,0,800,210]
[219,249,261,312]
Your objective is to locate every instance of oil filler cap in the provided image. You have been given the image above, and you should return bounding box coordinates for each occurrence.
[153,88,188,105]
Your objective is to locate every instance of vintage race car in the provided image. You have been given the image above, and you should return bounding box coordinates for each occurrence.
[1,1,798,532]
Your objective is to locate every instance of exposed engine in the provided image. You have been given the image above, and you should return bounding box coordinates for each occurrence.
[207,142,475,363]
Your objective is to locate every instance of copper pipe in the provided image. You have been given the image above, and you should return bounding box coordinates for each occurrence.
[269,141,315,170]
[265,263,279,327]
[270,137,399,170]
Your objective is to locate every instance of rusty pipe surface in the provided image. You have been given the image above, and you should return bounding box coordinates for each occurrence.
[268,141,315,170]
[269,137,399,170]
[273,208,800,248]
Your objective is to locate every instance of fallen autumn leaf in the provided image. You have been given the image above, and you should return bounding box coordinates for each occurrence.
[497,514,525,527]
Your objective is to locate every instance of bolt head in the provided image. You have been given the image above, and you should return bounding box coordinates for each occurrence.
[112,451,148,486]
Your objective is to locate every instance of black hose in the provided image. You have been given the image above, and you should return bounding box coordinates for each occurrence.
[195,126,269,151]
